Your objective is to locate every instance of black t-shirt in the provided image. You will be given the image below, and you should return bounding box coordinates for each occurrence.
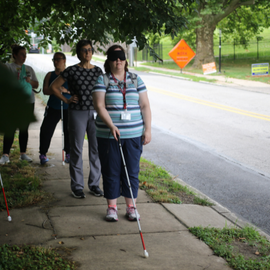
[61,65,103,110]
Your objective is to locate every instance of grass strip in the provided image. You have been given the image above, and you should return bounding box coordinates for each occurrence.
[139,158,213,206]
[134,67,217,83]
[0,134,47,210]
[0,244,76,270]
[189,226,270,270]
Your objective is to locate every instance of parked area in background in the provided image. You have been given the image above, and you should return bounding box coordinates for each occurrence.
[28,45,39,54]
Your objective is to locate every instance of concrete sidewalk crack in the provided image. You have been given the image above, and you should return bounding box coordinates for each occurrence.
[44,210,58,239]
[54,230,182,239]
[25,223,48,230]
[160,203,190,229]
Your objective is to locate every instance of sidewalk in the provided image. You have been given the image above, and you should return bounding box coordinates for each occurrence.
[0,98,269,270]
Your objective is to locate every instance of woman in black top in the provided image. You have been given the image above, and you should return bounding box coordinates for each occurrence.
[49,40,103,199]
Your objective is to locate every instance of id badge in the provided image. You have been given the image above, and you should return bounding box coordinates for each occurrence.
[121,111,131,120]
[93,112,97,120]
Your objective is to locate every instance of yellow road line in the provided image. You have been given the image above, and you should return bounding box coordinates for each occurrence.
[148,86,270,122]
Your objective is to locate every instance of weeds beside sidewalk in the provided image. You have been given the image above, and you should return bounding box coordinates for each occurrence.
[139,158,213,206]
[0,134,47,209]
[0,133,76,269]
[190,226,270,270]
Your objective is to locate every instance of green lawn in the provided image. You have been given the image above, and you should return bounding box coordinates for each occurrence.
[137,27,270,61]
[136,27,270,84]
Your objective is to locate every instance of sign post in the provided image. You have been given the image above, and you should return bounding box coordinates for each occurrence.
[168,39,196,72]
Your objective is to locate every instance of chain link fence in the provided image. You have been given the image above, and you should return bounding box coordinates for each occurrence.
[214,39,270,60]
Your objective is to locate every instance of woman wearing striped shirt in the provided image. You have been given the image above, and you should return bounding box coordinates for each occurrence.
[92,45,151,222]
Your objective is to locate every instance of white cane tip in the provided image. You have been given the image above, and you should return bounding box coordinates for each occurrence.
[62,161,65,166]
[144,250,149,258]
[7,216,12,222]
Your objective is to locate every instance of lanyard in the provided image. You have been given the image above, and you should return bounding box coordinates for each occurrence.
[112,72,127,109]
[16,67,21,80]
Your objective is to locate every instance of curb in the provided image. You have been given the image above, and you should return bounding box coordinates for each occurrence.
[172,175,270,241]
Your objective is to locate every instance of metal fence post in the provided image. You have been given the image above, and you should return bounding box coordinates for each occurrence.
[219,29,222,73]
[257,37,259,60]
[234,39,236,60]
[161,43,163,65]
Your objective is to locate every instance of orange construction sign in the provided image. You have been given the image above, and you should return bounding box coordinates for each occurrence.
[202,62,217,75]
[169,39,196,69]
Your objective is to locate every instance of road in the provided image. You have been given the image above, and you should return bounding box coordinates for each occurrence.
[26,54,270,235]
[141,72,270,176]
[138,72,270,235]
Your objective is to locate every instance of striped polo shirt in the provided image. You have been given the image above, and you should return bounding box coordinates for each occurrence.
[92,72,147,139]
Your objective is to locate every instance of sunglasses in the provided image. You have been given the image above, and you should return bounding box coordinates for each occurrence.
[52,58,64,62]
[81,48,94,54]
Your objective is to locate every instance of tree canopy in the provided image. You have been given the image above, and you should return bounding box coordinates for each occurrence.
[0,0,195,61]
[172,0,270,68]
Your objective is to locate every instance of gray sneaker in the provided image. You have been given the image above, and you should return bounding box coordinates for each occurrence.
[71,190,86,199]
[0,155,10,165]
[106,206,118,222]
[126,205,140,221]
[20,154,32,162]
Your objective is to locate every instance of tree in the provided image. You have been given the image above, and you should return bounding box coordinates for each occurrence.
[174,0,270,68]
[0,0,33,62]
[0,0,194,61]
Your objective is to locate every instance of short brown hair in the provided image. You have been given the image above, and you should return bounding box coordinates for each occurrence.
[53,52,66,60]
[104,45,128,73]
[76,39,94,60]
[11,45,26,59]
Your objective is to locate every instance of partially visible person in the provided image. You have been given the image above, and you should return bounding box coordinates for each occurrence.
[0,63,36,135]
[39,52,71,165]
[92,45,152,222]
[49,39,104,198]
[0,45,39,165]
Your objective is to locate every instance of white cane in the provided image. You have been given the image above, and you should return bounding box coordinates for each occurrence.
[61,100,65,165]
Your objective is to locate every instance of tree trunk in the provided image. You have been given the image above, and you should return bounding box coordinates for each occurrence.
[192,18,216,69]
